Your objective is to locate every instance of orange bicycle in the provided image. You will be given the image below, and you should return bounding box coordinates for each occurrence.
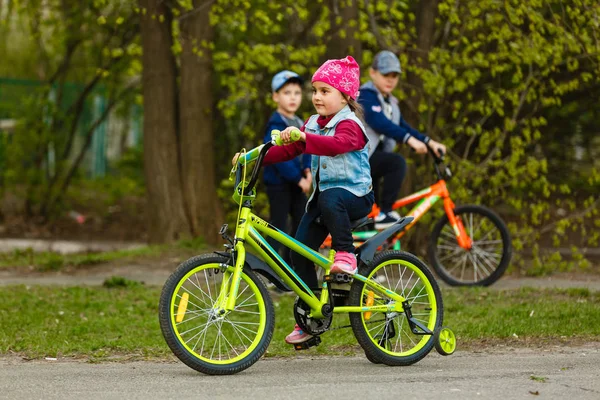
[321,146,512,287]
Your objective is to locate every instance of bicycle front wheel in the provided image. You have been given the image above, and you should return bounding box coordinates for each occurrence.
[159,254,274,375]
[349,251,443,366]
[429,204,512,286]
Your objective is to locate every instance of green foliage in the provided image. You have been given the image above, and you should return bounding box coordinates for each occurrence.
[0,0,140,217]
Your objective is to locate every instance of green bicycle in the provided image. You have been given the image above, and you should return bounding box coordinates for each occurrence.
[158,130,455,375]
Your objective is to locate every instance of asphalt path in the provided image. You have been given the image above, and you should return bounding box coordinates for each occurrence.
[1,344,599,400]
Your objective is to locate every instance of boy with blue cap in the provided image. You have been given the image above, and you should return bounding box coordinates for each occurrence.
[358,51,446,228]
[262,70,312,265]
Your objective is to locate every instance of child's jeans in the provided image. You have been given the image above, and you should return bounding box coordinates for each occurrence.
[291,188,374,289]
[369,150,406,213]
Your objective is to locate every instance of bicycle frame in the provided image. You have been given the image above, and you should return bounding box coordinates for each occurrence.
[321,179,472,250]
[223,205,407,319]
[389,179,471,249]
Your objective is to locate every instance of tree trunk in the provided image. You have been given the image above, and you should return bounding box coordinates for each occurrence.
[404,0,439,126]
[401,0,441,254]
[401,0,440,197]
[326,0,362,61]
[178,0,224,245]
[139,0,191,243]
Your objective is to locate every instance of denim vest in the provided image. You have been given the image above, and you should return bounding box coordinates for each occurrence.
[304,105,373,206]
[360,81,401,156]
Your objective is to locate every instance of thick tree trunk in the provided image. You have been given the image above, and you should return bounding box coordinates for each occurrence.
[401,0,440,197]
[139,0,191,243]
[178,0,224,245]
[326,0,362,61]
[404,0,439,126]
[402,0,441,254]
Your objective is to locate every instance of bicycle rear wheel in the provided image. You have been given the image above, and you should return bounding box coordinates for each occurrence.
[349,251,443,366]
[429,204,512,286]
[159,254,274,375]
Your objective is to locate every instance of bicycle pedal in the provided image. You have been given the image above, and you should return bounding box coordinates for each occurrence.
[292,336,321,351]
[324,273,353,284]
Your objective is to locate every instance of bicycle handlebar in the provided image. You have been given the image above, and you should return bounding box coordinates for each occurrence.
[272,128,301,146]
[425,142,453,180]
[230,129,302,200]
[426,143,444,163]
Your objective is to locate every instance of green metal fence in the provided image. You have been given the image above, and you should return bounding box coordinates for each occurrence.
[0,77,141,178]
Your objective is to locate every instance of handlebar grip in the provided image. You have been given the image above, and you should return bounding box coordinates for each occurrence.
[271,129,301,146]
[438,149,444,158]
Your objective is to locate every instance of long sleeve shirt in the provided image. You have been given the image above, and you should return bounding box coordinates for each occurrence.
[263,114,366,165]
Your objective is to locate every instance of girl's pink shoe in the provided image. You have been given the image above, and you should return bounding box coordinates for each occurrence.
[285,324,312,344]
[330,251,357,275]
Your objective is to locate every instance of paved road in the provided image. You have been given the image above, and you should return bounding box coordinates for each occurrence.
[1,345,599,400]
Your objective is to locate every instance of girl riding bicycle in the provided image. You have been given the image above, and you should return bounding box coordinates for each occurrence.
[262,55,374,344]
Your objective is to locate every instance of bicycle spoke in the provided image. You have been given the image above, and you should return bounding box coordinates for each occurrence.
[471,249,495,276]
[195,322,212,354]
[474,246,501,260]
[226,317,254,345]
[474,239,503,245]
[180,283,213,309]
[227,320,252,350]
[174,293,211,314]
[220,334,238,358]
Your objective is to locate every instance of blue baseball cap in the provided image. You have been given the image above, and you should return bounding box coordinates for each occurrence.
[372,51,402,74]
[271,70,303,92]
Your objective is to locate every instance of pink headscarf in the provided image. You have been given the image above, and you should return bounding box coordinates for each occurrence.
[311,55,360,100]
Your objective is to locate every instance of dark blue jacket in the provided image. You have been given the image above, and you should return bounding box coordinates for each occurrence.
[358,82,429,152]
[262,112,311,185]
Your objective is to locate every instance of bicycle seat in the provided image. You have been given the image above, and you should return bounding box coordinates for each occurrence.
[350,216,370,230]
[315,215,371,230]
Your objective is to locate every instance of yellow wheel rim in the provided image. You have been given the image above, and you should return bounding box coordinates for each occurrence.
[361,259,438,357]
[169,264,267,365]
[437,327,456,355]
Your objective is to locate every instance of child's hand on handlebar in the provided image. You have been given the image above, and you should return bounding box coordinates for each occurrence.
[407,137,428,154]
[428,139,447,158]
[279,127,306,144]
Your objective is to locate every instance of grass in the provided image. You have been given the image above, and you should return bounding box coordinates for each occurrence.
[530,375,548,383]
[0,237,207,271]
[0,285,599,361]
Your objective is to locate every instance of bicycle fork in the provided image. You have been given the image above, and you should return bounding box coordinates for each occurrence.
[443,197,472,250]
[213,208,252,314]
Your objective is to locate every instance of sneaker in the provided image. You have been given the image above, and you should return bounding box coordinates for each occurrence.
[330,251,357,275]
[285,324,312,344]
[374,211,401,229]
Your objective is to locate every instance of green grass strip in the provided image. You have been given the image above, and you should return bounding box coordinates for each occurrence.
[0,237,206,271]
[0,285,598,360]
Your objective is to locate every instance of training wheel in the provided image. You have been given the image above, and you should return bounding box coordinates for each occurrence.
[434,327,456,356]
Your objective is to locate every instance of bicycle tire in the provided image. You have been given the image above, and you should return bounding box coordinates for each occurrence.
[428,204,512,286]
[349,251,443,366]
[159,254,275,375]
